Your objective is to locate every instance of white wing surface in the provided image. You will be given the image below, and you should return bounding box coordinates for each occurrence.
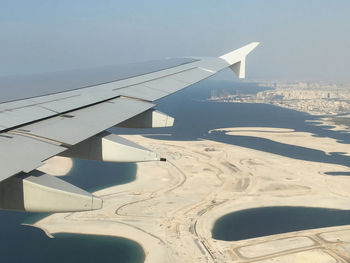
[0,42,259,212]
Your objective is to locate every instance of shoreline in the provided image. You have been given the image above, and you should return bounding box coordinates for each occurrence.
[32,127,350,262]
[33,157,171,263]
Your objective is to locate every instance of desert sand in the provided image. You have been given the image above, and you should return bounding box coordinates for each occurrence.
[33,127,350,262]
[37,156,73,176]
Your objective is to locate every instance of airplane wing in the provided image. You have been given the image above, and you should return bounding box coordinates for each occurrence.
[0,42,259,213]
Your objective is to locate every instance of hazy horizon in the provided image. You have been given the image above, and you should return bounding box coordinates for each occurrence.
[0,0,349,82]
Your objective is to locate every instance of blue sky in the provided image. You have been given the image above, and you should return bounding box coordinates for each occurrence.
[0,0,349,81]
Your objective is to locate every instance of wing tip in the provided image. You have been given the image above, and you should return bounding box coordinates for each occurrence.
[220,42,260,65]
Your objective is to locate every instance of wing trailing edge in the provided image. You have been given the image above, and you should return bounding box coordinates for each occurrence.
[0,42,260,213]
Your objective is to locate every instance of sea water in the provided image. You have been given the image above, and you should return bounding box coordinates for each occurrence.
[1,79,350,259]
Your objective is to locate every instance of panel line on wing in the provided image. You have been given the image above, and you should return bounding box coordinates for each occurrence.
[11,97,155,145]
[142,83,174,93]
[117,84,169,102]
[198,67,216,73]
[118,95,154,103]
[170,67,214,84]
[0,133,67,180]
[0,94,82,111]
[111,67,197,91]
[8,131,71,147]
[168,76,192,84]
[37,105,61,114]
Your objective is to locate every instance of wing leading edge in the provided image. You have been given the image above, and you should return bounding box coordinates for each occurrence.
[0,42,259,212]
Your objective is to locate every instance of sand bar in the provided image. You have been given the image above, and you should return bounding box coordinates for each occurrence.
[33,128,350,262]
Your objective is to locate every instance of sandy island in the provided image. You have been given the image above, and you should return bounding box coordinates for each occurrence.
[32,127,350,263]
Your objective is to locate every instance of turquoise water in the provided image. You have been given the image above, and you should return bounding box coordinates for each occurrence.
[212,207,350,241]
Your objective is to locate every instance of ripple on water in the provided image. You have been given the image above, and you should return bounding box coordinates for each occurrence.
[212,206,350,241]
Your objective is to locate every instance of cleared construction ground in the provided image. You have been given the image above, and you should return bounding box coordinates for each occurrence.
[34,127,350,262]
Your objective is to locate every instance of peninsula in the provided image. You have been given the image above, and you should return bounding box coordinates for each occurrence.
[33,129,350,262]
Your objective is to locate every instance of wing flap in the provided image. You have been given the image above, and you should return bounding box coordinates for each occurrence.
[12,97,155,145]
[0,42,259,186]
[0,47,248,131]
[0,133,66,181]
[0,63,203,131]
[0,105,56,129]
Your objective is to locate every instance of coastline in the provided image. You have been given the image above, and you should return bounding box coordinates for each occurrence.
[31,128,350,262]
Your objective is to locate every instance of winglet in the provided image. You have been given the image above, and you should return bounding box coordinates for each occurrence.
[219,42,259,79]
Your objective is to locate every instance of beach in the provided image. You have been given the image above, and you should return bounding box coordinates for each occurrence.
[33,128,350,262]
